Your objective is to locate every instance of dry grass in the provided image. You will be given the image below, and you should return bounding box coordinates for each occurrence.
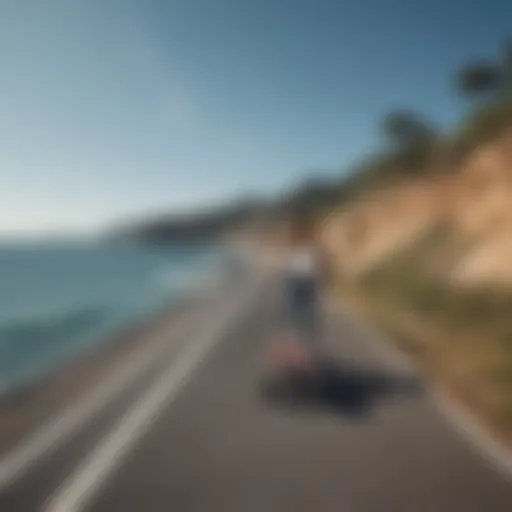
[325,274,512,437]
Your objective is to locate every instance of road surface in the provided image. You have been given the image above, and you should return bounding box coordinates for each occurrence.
[0,276,511,511]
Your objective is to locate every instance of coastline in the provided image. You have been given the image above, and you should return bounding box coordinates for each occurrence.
[0,239,229,405]
[0,280,222,459]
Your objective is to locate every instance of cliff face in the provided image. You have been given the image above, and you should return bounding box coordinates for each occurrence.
[321,131,512,285]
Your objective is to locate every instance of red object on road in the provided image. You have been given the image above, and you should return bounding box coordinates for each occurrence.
[266,337,313,372]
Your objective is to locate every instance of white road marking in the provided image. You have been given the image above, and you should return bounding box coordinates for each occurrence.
[0,302,209,488]
[433,388,512,480]
[43,287,256,512]
[330,303,512,480]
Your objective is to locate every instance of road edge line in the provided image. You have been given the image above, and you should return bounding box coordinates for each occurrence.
[327,301,512,481]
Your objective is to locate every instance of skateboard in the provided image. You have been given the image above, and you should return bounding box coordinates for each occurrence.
[260,334,319,404]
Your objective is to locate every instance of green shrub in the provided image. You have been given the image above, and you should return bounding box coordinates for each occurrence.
[444,98,512,165]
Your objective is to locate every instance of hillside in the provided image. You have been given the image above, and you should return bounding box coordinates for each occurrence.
[315,129,512,446]
[110,200,272,244]
[321,130,512,286]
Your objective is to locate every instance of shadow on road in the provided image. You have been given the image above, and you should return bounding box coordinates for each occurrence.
[260,358,423,418]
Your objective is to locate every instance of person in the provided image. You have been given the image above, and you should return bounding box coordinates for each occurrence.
[281,212,326,353]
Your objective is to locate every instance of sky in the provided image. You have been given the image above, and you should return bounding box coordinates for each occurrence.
[1,0,511,236]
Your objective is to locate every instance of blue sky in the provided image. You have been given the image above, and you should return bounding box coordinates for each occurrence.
[1,0,511,235]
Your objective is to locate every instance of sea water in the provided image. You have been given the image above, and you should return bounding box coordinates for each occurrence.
[0,240,224,394]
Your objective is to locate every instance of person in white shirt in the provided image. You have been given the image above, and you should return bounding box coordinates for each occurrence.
[282,213,325,350]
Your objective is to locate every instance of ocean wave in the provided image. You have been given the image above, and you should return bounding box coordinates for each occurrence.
[154,253,222,294]
[0,306,109,370]
[0,243,224,392]
[0,305,107,337]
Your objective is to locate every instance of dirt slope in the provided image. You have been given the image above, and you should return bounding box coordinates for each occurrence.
[322,132,512,285]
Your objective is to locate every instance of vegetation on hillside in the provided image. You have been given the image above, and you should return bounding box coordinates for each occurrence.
[351,224,512,436]
[323,40,512,443]
[457,40,512,98]
[285,40,512,224]
[111,198,271,243]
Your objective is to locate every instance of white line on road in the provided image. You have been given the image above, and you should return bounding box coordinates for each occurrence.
[0,305,202,489]
[43,287,256,512]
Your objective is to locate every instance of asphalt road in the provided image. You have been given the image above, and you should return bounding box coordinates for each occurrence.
[1,278,511,512]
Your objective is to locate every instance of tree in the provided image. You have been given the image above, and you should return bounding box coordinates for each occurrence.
[381,109,436,148]
[456,62,502,97]
[456,40,512,98]
[380,109,438,175]
[283,176,343,217]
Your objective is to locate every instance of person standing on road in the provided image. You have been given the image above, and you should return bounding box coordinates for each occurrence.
[281,212,326,353]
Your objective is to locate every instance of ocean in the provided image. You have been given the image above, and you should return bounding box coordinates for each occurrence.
[0,240,224,395]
